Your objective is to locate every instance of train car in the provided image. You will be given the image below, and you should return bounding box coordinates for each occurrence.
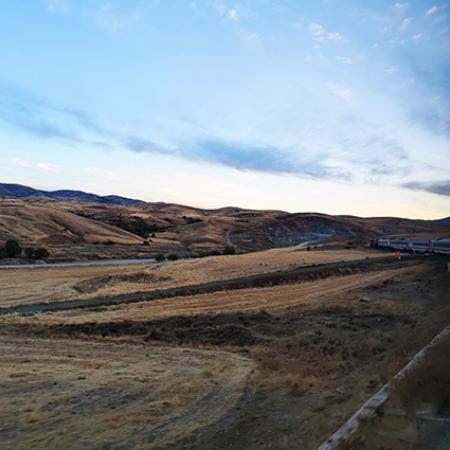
[377,238,390,248]
[432,239,450,255]
[390,238,409,251]
[410,239,432,253]
[375,237,450,255]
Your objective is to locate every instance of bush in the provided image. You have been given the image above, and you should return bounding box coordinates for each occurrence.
[222,246,236,255]
[154,253,165,262]
[5,239,21,258]
[0,247,7,259]
[167,253,178,261]
[34,247,50,259]
[142,240,150,246]
[24,247,36,259]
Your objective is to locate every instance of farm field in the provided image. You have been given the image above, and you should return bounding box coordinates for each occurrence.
[1,248,449,449]
[0,248,384,308]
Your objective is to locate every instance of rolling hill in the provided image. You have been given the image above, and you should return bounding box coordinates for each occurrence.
[0,183,144,206]
[1,183,449,256]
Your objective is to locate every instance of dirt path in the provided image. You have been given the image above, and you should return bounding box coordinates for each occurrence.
[225,229,234,247]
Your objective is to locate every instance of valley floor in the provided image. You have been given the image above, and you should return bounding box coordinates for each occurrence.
[0,248,449,449]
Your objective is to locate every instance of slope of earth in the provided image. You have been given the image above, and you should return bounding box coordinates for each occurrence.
[0,337,254,450]
[0,198,143,246]
[0,248,384,307]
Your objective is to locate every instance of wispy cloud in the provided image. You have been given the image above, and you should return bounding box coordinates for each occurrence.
[425,5,439,16]
[308,23,343,43]
[400,17,413,31]
[392,3,408,13]
[10,158,58,173]
[228,8,238,21]
[211,3,239,22]
[330,86,352,100]
[337,56,354,65]
[45,0,68,14]
[404,180,450,196]
[36,162,58,172]
[0,84,304,176]
[238,29,261,46]
[384,66,399,75]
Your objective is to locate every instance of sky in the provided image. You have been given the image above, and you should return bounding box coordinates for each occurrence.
[0,0,449,218]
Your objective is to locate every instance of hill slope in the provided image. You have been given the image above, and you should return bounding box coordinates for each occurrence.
[434,216,450,225]
[1,183,449,254]
[0,183,144,206]
[0,198,144,245]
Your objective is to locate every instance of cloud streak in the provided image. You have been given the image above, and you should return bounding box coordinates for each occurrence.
[404,180,450,197]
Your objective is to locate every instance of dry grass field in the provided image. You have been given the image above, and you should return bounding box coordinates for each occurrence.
[0,337,254,450]
[0,248,449,450]
[0,247,383,307]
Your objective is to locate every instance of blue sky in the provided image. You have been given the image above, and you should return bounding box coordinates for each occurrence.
[0,0,449,218]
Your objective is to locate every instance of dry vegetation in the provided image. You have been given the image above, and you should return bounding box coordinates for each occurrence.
[0,248,449,450]
[0,247,383,307]
[0,337,254,450]
[334,328,450,450]
[1,196,449,258]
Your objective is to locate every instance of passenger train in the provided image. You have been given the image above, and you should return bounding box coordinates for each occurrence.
[374,238,450,255]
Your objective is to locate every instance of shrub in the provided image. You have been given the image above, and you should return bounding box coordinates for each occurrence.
[142,240,150,246]
[222,246,236,255]
[34,247,50,259]
[0,247,7,259]
[5,239,21,258]
[154,253,165,262]
[24,247,36,259]
[167,253,178,261]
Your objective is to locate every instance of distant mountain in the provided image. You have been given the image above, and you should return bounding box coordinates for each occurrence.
[434,217,450,225]
[0,183,145,206]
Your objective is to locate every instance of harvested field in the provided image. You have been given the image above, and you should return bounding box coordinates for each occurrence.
[0,248,383,308]
[6,268,412,325]
[1,256,448,450]
[0,337,254,450]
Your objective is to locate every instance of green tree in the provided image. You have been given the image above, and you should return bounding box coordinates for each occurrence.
[5,239,21,258]
[154,253,165,262]
[167,253,178,261]
[34,247,50,259]
[24,247,36,259]
[222,246,236,255]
